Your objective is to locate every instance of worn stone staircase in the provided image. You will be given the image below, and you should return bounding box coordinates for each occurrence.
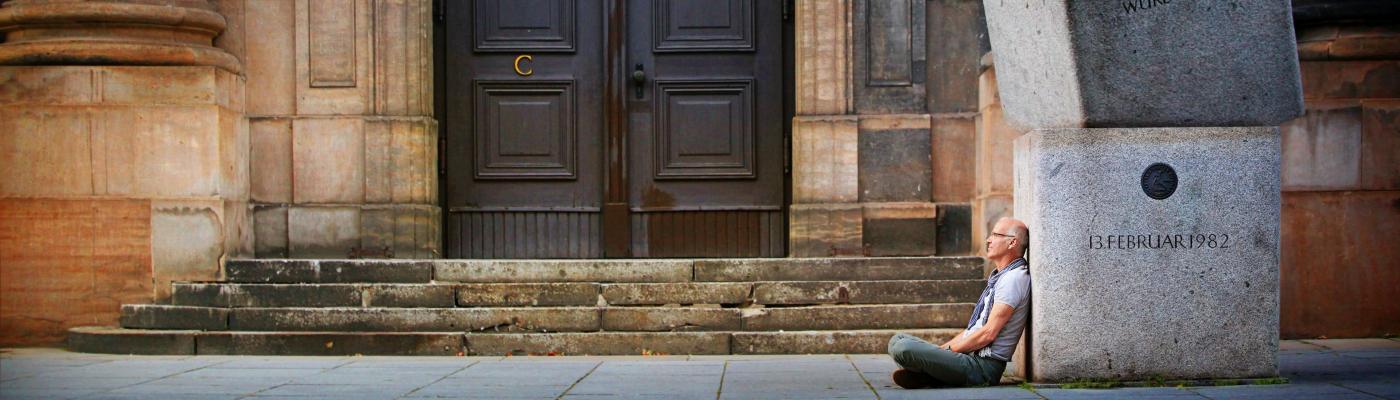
[69,257,984,356]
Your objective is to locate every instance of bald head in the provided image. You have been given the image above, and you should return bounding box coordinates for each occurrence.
[1003,218,1028,256]
[987,218,1029,263]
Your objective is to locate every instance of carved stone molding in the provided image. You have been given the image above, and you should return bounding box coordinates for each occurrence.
[0,0,241,72]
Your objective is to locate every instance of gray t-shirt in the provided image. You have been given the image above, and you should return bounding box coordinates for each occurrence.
[968,264,1030,362]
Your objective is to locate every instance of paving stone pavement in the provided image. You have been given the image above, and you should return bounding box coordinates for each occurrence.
[1,339,1396,399]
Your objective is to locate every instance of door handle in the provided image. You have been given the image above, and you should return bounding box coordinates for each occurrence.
[632,64,646,99]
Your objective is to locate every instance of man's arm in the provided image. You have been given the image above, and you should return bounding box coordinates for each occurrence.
[941,303,1015,353]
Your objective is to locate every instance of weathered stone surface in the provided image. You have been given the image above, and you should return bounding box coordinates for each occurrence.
[1296,24,1400,61]
[1280,101,1363,190]
[67,327,195,355]
[852,0,927,113]
[252,204,289,258]
[198,332,461,356]
[293,0,372,115]
[696,257,982,282]
[1361,100,1400,190]
[859,127,932,202]
[287,206,361,258]
[292,118,365,204]
[788,204,863,257]
[120,305,228,331]
[173,283,361,308]
[931,116,976,202]
[1281,191,1400,339]
[753,280,983,305]
[732,329,961,355]
[1015,127,1280,381]
[0,199,153,347]
[926,0,989,114]
[436,260,692,283]
[792,116,859,203]
[466,332,730,356]
[0,69,245,199]
[601,308,741,332]
[984,0,1303,129]
[1300,61,1400,100]
[233,0,296,116]
[457,283,599,307]
[150,200,224,300]
[795,0,851,115]
[319,260,434,283]
[602,283,751,306]
[225,259,431,283]
[862,202,937,256]
[366,284,456,308]
[741,304,971,331]
[976,86,1022,196]
[229,308,600,333]
[935,203,973,256]
[0,1,241,72]
[250,118,293,202]
[371,0,434,117]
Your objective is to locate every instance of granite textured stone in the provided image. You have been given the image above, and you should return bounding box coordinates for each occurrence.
[983,0,1303,129]
[1014,127,1281,381]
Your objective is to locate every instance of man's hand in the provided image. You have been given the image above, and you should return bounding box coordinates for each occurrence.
[942,303,1015,353]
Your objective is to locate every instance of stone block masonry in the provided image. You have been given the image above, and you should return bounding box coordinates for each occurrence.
[0,66,250,346]
[219,0,439,259]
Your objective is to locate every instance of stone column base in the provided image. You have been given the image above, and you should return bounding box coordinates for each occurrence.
[0,66,248,346]
[1015,127,1281,381]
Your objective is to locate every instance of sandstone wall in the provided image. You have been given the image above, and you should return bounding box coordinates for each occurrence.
[1278,22,1400,339]
[791,0,984,257]
[0,0,249,346]
[216,0,439,259]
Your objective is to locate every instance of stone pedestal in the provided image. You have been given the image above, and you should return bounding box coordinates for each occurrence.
[0,0,248,346]
[0,66,249,346]
[1014,127,1281,381]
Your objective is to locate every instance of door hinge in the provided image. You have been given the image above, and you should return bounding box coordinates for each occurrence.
[438,136,446,177]
[433,0,444,22]
[783,0,793,21]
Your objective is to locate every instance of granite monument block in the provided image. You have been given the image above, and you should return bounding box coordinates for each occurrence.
[983,0,1304,129]
[1014,126,1281,381]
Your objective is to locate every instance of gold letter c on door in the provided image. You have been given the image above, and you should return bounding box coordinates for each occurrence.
[514,55,533,76]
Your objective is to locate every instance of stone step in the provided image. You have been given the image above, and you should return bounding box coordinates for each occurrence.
[226,260,434,283]
[68,327,462,356]
[68,327,961,356]
[224,257,984,284]
[170,280,984,308]
[118,304,973,332]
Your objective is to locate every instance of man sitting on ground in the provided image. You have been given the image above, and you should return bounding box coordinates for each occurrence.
[887,217,1031,388]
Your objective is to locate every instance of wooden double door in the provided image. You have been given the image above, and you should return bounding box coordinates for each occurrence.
[444,0,787,258]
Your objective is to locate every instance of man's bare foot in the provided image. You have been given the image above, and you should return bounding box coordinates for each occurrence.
[891,368,938,389]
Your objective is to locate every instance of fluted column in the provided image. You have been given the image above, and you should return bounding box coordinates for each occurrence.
[0,0,240,72]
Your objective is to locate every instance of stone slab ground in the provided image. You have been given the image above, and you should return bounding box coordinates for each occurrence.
[2,339,1396,399]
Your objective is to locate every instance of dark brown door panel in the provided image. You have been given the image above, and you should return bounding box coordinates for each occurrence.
[444,0,785,258]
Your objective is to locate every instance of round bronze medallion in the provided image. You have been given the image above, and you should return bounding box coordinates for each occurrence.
[1141,163,1178,200]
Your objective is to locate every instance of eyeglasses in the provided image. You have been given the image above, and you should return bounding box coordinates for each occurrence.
[989,232,1014,239]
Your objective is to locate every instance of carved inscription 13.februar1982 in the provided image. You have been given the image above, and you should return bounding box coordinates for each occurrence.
[1089,234,1232,250]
